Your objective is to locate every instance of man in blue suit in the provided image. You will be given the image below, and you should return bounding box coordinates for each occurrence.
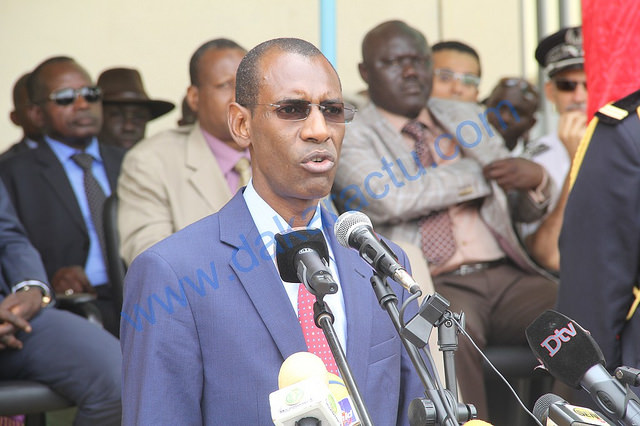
[0,181,121,425]
[120,38,425,424]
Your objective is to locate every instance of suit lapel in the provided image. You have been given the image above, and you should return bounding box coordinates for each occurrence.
[35,144,87,233]
[323,209,374,382]
[185,125,233,211]
[220,193,307,360]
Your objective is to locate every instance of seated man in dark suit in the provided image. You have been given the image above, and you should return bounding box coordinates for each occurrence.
[0,180,121,425]
[120,37,424,425]
[0,56,125,336]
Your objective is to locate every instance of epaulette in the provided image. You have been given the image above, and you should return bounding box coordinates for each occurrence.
[595,88,640,125]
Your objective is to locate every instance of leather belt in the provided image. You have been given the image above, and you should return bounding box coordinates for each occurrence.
[449,258,509,276]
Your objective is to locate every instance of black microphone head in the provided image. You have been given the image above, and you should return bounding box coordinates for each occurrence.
[334,211,372,249]
[533,393,565,423]
[526,310,606,388]
[275,228,329,283]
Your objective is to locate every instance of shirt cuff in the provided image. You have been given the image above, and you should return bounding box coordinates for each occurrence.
[528,168,549,205]
[11,280,51,297]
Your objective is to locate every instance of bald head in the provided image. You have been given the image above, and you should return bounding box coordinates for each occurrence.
[236,37,339,108]
[359,20,432,118]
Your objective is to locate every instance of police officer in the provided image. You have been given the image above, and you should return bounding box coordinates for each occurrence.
[559,89,640,395]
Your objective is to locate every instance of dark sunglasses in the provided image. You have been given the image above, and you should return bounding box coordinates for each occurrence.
[250,100,357,123]
[553,79,587,92]
[47,86,102,106]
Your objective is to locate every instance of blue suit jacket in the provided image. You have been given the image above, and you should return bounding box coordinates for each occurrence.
[121,191,425,425]
[0,180,49,296]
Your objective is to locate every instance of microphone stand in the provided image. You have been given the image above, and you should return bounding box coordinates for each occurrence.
[313,297,374,426]
[370,273,473,426]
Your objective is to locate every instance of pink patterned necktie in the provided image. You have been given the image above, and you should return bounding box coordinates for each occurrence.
[402,120,457,266]
[297,283,339,375]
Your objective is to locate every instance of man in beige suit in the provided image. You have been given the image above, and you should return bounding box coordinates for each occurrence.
[332,20,557,421]
[118,39,248,264]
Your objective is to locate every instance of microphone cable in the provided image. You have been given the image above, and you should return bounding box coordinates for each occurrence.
[450,315,544,426]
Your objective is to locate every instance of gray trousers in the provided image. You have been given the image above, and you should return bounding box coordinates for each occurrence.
[0,307,122,426]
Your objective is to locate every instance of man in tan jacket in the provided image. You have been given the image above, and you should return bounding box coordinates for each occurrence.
[117,39,248,264]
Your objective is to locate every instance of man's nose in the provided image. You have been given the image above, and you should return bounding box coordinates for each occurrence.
[300,106,330,143]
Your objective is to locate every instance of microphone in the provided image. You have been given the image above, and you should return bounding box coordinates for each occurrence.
[275,228,338,297]
[334,211,420,294]
[533,393,615,425]
[270,352,341,426]
[526,310,640,425]
[327,372,361,425]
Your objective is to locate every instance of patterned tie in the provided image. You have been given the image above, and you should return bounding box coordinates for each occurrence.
[71,153,107,262]
[402,120,457,266]
[234,157,251,190]
[297,283,339,375]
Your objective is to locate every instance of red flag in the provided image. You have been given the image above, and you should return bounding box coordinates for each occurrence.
[582,1,640,118]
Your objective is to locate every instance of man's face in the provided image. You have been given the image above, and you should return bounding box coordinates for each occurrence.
[544,68,587,114]
[360,29,432,118]
[431,49,480,102]
[100,103,152,149]
[191,48,245,142]
[486,82,538,149]
[35,62,102,147]
[242,51,345,212]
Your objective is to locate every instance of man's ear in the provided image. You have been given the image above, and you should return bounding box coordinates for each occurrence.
[228,102,251,150]
[186,85,199,114]
[9,110,19,127]
[543,80,555,103]
[27,104,45,129]
[358,62,369,84]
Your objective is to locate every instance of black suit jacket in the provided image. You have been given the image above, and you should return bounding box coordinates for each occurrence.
[0,140,124,281]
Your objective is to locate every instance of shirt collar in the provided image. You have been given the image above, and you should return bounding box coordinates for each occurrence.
[243,181,324,263]
[44,135,103,164]
[201,128,250,175]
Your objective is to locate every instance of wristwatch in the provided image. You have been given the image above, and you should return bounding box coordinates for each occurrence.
[12,280,52,307]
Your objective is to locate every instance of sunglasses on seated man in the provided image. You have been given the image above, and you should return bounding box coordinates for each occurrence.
[553,79,587,92]
[246,100,357,123]
[434,68,481,87]
[46,86,103,106]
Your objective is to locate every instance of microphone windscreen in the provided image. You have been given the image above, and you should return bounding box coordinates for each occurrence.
[278,352,328,389]
[275,228,329,283]
[533,393,565,423]
[525,310,605,388]
[326,372,349,401]
[334,211,371,248]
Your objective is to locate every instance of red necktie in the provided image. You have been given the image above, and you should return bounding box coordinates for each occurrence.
[402,120,457,266]
[297,284,339,375]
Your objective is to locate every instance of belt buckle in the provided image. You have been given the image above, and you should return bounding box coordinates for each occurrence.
[456,264,478,276]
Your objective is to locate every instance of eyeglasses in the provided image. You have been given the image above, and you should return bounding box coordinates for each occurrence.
[47,86,102,106]
[249,100,357,123]
[434,68,481,87]
[553,79,587,92]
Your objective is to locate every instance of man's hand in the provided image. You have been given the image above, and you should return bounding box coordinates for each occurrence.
[0,291,41,351]
[483,158,544,191]
[51,266,95,295]
[558,110,588,159]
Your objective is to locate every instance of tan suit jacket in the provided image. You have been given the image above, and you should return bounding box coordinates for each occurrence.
[333,99,554,279]
[118,124,233,264]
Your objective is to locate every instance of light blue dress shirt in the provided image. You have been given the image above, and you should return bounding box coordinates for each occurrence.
[243,180,347,349]
[44,136,110,287]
